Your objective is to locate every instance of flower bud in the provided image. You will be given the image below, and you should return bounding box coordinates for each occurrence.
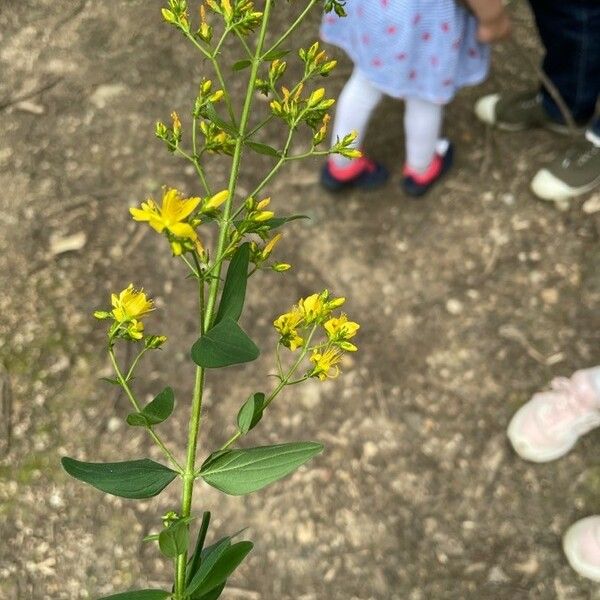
[145,335,167,349]
[256,197,270,210]
[320,60,337,75]
[155,121,168,138]
[208,90,224,103]
[307,88,325,108]
[253,210,274,222]
[161,8,176,23]
[203,189,228,211]
[93,310,112,320]
[272,262,292,272]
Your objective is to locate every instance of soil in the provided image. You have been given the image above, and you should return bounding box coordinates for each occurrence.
[1,1,600,599]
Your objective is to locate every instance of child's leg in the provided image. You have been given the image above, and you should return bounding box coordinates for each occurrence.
[403,97,444,173]
[402,97,453,196]
[330,68,383,167]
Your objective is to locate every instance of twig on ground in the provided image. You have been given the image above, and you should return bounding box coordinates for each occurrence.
[0,78,63,112]
[498,324,564,365]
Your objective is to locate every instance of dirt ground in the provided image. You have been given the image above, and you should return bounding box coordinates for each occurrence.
[1,1,600,599]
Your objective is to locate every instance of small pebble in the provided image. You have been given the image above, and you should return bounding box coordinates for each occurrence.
[446,299,463,315]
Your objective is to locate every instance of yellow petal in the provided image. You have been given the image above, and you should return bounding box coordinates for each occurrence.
[169,222,198,240]
[204,189,228,211]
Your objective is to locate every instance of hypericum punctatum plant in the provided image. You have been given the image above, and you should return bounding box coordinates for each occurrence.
[62,1,358,598]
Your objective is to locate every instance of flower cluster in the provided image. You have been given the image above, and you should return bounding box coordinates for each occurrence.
[299,42,337,79]
[205,0,262,34]
[129,187,228,256]
[94,284,165,346]
[193,79,225,119]
[273,291,359,381]
[270,84,335,129]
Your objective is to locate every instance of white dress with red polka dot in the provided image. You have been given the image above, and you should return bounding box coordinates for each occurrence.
[320,0,489,104]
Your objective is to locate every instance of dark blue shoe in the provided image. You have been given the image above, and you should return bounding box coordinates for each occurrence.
[402,142,454,197]
[320,156,389,192]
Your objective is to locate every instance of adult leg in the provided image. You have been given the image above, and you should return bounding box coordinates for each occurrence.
[475,0,600,131]
[528,0,600,124]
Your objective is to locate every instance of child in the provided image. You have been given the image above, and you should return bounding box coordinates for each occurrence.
[320,0,510,196]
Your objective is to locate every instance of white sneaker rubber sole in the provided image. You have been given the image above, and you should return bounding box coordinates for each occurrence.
[507,409,577,463]
[563,517,600,582]
[531,168,600,202]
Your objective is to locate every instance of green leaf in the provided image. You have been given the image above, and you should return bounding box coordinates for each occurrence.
[127,388,174,428]
[191,318,259,368]
[187,512,212,584]
[263,48,290,61]
[233,214,309,232]
[193,583,226,600]
[261,214,309,229]
[236,393,265,435]
[159,519,189,558]
[204,103,238,136]
[99,377,121,386]
[98,590,170,600]
[199,442,323,496]
[61,457,177,499]
[186,537,231,597]
[232,59,252,71]
[189,541,253,598]
[215,243,249,325]
[144,387,175,424]
[126,413,148,427]
[245,141,280,157]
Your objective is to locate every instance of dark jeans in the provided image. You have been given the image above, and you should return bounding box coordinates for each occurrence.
[529,0,600,127]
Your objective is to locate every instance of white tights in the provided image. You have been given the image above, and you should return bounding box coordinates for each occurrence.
[330,68,444,173]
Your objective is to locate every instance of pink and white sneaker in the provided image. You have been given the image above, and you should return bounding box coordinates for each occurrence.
[507,367,600,463]
[563,516,600,582]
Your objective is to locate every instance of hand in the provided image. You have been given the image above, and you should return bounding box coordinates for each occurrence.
[477,11,511,43]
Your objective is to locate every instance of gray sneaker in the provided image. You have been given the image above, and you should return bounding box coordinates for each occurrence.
[475,90,571,134]
[531,130,600,201]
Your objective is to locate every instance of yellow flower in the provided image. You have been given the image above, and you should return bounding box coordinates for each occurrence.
[111,284,154,323]
[324,314,360,352]
[273,309,304,351]
[299,291,345,324]
[130,188,201,243]
[298,293,324,324]
[126,319,145,340]
[309,348,343,381]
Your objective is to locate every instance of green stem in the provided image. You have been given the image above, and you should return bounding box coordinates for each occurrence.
[125,347,149,382]
[192,118,211,195]
[180,254,200,278]
[245,114,275,139]
[216,325,317,455]
[184,31,237,124]
[203,0,274,333]
[108,349,183,472]
[262,0,318,58]
[175,264,207,598]
[246,115,300,200]
[234,30,254,58]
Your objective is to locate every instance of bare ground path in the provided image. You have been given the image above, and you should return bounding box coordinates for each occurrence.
[1,1,600,598]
